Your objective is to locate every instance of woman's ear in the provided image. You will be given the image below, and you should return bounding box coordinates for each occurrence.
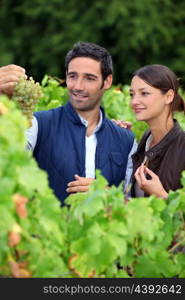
[165,89,175,104]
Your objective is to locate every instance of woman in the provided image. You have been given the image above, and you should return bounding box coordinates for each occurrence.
[129,64,185,198]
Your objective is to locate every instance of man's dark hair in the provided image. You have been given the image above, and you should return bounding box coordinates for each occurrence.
[65,42,113,80]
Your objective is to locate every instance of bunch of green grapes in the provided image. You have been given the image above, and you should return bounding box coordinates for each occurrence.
[12,77,43,126]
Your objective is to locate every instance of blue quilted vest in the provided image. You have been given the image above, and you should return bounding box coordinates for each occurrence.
[33,101,134,204]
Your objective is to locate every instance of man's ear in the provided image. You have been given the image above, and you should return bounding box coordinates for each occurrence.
[103,74,113,90]
[165,89,174,104]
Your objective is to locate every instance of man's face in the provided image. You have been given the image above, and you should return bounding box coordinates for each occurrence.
[66,57,112,113]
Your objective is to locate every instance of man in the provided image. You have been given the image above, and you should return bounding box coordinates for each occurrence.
[0,42,137,204]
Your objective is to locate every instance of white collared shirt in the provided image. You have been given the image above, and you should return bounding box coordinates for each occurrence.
[78,112,102,178]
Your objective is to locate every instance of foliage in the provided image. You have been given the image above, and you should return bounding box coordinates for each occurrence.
[64,171,185,278]
[0,96,68,277]
[35,75,68,111]
[0,0,185,86]
[0,95,185,278]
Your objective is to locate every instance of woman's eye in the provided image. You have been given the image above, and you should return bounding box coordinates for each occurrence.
[142,92,149,96]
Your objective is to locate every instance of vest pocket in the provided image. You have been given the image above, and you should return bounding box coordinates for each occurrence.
[109,152,126,185]
[110,152,125,166]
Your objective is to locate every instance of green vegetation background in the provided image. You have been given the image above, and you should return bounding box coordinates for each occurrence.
[0,0,185,86]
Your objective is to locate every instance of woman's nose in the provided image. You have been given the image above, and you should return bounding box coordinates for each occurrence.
[131,94,140,106]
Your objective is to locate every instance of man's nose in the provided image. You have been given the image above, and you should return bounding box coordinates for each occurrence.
[73,78,84,90]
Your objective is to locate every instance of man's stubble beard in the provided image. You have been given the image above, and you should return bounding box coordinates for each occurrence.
[69,92,103,112]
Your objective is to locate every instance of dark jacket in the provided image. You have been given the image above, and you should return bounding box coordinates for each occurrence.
[131,120,185,197]
[34,101,134,204]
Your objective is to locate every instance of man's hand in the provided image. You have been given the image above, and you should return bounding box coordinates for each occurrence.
[112,119,132,129]
[66,174,94,193]
[135,164,168,199]
[0,64,26,97]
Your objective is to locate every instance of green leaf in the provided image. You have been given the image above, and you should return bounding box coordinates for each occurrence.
[135,255,162,278]
[16,164,49,194]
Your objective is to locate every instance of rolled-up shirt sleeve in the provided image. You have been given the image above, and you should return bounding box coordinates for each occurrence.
[25,116,38,151]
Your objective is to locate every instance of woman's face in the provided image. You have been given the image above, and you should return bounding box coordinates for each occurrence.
[130,75,171,124]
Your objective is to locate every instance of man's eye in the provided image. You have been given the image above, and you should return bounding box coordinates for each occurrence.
[86,77,95,81]
[67,74,75,79]
[129,92,133,97]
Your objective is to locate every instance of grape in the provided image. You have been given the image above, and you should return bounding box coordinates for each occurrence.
[12,77,43,126]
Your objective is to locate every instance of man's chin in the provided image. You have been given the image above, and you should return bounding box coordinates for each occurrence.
[74,105,91,112]
[70,99,88,110]
[69,97,101,112]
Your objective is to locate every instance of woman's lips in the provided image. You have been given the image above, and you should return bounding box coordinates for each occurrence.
[133,107,146,113]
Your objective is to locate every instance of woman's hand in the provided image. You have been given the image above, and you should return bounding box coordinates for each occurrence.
[112,119,132,129]
[135,164,168,199]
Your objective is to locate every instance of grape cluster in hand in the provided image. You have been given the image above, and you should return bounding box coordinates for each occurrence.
[12,77,43,126]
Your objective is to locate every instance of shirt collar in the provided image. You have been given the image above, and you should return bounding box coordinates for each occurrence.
[145,134,153,152]
[78,110,103,134]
